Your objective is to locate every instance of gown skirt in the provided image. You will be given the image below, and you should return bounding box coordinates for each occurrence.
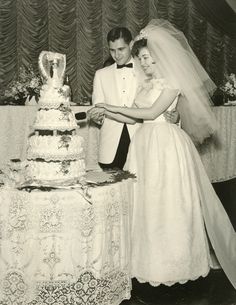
[124,121,236,288]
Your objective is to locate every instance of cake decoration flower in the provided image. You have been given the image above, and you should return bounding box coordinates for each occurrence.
[59,135,72,150]
[59,103,72,121]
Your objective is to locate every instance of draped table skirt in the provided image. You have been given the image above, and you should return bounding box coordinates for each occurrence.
[0,179,134,305]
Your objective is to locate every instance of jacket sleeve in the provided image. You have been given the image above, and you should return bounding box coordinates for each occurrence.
[92,70,105,105]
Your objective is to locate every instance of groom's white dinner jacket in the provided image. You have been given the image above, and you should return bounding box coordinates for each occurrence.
[92,58,140,164]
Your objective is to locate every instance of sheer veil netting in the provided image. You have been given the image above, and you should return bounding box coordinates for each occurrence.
[134,19,218,145]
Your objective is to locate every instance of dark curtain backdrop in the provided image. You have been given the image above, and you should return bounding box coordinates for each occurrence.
[0,0,235,104]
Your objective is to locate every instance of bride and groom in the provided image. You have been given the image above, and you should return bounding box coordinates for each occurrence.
[89,19,236,291]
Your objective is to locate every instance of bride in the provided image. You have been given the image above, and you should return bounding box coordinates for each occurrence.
[96,19,236,289]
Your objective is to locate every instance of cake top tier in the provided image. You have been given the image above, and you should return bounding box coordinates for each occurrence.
[39,51,66,88]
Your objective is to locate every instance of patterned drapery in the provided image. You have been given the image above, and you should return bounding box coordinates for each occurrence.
[0,0,235,104]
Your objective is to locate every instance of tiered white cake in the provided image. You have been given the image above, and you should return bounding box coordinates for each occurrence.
[25,51,86,185]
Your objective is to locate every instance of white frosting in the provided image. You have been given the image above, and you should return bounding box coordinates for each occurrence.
[47,77,63,89]
[26,53,86,185]
[26,159,86,182]
[39,84,71,108]
[34,108,77,130]
[27,135,84,161]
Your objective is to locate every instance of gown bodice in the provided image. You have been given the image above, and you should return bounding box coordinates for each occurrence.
[134,78,179,123]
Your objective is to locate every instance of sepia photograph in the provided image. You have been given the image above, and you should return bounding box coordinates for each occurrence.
[0,0,236,304]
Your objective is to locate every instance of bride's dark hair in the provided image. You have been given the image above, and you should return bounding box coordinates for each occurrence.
[131,38,147,57]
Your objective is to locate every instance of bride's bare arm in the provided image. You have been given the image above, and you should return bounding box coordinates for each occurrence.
[105,110,141,124]
[97,89,178,120]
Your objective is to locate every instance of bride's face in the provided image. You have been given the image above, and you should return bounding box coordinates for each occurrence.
[138,47,156,76]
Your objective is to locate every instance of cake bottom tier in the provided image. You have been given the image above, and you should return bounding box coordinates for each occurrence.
[26,159,86,184]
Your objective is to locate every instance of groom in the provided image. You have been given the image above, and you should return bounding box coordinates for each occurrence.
[89,26,179,170]
[90,26,140,170]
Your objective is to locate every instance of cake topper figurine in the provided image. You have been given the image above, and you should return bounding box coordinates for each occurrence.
[38,51,66,88]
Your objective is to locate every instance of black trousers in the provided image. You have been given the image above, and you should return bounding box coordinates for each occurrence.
[99,124,130,170]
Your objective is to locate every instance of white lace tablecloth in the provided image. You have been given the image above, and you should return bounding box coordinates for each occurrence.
[198,106,236,182]
[0,179,134,305]
[0,105,100,171]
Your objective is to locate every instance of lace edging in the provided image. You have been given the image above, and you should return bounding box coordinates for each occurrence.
[132,267,210,287]
[27,152,84,161]
[39,101,70,109]
[33,125,77,131]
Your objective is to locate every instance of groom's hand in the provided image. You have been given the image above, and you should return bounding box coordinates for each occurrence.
[87,107,105,125]
[164,109,180,124]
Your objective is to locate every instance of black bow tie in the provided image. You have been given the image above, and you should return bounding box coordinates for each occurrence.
[117,63,133,69]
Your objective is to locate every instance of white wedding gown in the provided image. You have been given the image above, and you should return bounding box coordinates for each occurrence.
[124,78,236,288]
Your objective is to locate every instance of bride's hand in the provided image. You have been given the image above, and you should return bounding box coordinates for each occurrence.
[96,103,118,113]
[95,103,107,108]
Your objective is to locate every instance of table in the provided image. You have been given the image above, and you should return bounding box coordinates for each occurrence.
[0,179,134,305]
[1,105,236,182]
[0,106,99,171]
[197,106,236,182]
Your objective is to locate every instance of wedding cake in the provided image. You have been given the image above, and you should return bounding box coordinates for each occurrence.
[25,51,86,185]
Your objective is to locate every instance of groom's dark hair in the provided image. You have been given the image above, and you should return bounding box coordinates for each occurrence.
[107,27,132,44]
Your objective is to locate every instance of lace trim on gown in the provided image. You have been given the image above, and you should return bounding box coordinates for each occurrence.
[133,268,210,287]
